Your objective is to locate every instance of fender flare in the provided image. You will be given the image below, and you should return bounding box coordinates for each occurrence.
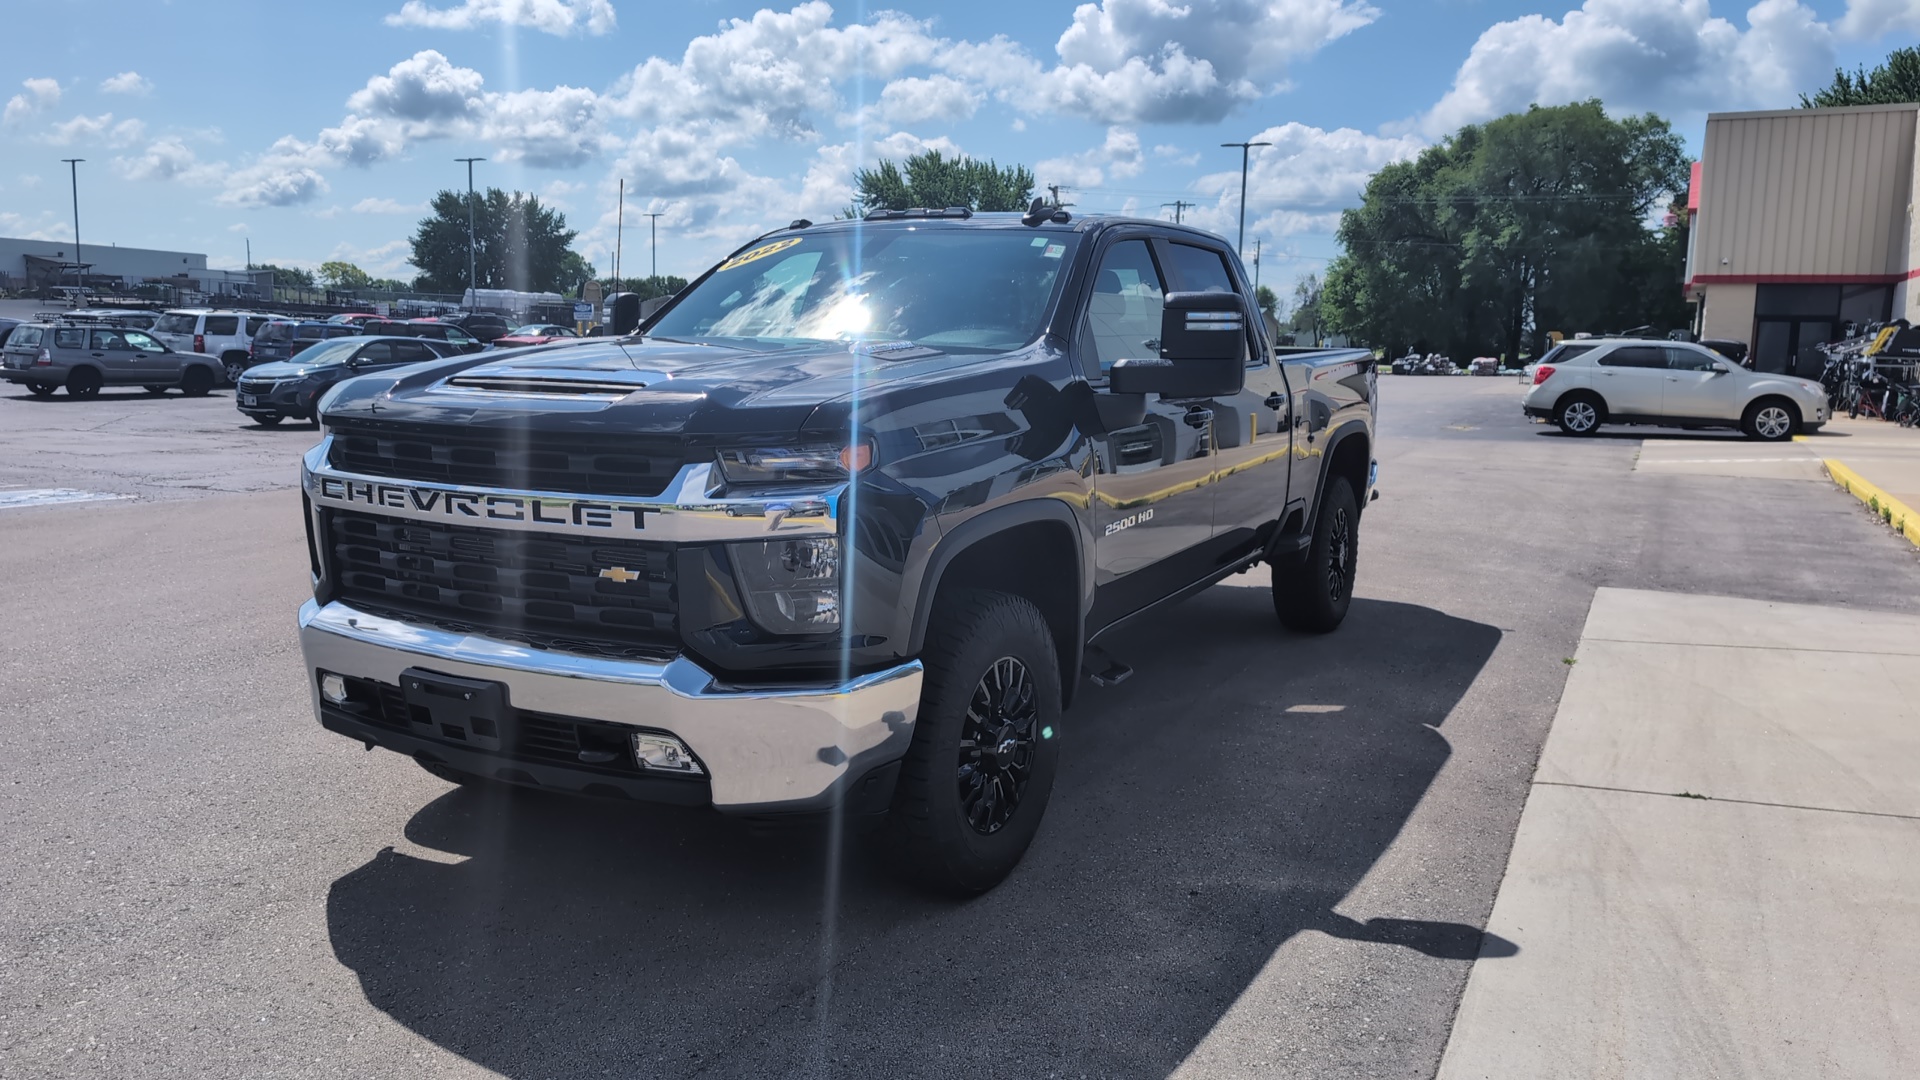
[904,497,1091,685]
[1306,419,1372,527]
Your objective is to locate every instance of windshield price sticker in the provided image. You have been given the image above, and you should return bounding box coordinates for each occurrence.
[717,237,804,272]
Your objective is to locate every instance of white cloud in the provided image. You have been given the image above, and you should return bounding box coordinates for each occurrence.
[220,163,329,208]
[100,71,152,95]
[352,197,426,214]
[1837,0,1920,38]
[4,77,61,124]
[1420,0,1834,136]
[876,74,981,125]
[1186,122,1424,239]
[40,113,145,147]
[483,84,604,166]
[329,238,416,278]
[114,136,223,183]
[227,223,250,232]
[385,0,617,35]
[347,50,484,122]
[1037,126,1144,189]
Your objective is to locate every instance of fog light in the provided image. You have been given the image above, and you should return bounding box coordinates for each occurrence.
[632,733,703,775]
[320,672,349,705]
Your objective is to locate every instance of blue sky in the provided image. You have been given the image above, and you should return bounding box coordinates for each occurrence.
[0,0,1911,292]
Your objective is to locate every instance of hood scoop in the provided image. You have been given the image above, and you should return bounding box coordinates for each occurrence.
[444,374,647,397]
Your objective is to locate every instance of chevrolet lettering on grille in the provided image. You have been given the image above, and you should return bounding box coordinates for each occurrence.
[314,476,649,530]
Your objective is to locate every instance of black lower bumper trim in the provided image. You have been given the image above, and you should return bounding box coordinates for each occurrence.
[1523,405,1553,419]
[320,706,713,806]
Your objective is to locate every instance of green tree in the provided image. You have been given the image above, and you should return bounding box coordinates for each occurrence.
[256,264,314,289]
[1322,101,1687,359]
[317,260,371,289]
[1254,284,1279,322]
[1289,274,1323,344]
[409,187,584,293]
[1800,46,1920,107]
[854,150,1035,214]
[607,274,688,302]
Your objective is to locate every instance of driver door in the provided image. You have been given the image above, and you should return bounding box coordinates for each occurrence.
[1081,234,1217,625]
[1661,345,1740,420]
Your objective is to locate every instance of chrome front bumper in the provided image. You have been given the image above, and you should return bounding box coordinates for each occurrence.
[297,599,923,812]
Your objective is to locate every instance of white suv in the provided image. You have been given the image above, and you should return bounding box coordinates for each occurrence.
[151,309,274,385]
[1522,339,1830,441]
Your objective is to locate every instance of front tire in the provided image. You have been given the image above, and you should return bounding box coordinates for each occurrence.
[179,366,214,397]
[251,414,284,427]
[1742,398,1797,441]
[1555,393,1603,435]
[877,590,1062,895]
[1273,477,1360,633]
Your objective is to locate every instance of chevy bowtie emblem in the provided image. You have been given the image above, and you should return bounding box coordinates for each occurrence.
[598,566,642,584]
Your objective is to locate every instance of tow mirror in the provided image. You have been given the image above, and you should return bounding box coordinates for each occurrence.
[1109,291,1249,398]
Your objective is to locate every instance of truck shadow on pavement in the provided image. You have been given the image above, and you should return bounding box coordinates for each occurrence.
[326,587,1505,1078]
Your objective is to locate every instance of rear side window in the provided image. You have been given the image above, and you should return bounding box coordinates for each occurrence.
[256,323,289,342]
[203,315,239,336]
[54,328,87,349]
[295,325,327,340]
[1599,346,1666,369]
[391,340,437,362]
[1539,343,1596,365]
[245,317,269,335]
[154,314,197,334]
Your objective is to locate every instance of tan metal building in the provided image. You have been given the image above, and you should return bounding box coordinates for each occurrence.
[1685,102,1919,376]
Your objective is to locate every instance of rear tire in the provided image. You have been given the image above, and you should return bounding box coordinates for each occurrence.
[223,358,246,385]
[1554,393,1604,435]
[1742,398,1797,441]
[875,590,1062,895]
[26,382,55,397]
[65,367,102,398]
[179,366,214,397]
[252,414,284,427]
[1273,477,1360,634]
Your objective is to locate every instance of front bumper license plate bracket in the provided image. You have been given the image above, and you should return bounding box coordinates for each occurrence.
[401,667,507,752]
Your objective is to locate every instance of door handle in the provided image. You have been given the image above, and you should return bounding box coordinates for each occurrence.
[1183,406,1213,429]
[91,352,106,358]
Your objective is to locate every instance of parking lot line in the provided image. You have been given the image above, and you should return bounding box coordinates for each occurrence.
[0,488,132,510]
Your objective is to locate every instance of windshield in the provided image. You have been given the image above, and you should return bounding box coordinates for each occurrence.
[290,339,361,366]
[648,227,1078,353]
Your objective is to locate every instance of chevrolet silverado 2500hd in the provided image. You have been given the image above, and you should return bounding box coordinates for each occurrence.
[296,204,1378,894]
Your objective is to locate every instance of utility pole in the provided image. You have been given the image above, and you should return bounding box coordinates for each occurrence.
[614,178,624,284]
[245,237,251,270]
[455,156,485,306]
[1160,200,1194,224]
[1251,238,1261,293]
[643,211,664,280]
[1220,140,1271,255]
[60,158,83,298]
[1045,184,1073,209]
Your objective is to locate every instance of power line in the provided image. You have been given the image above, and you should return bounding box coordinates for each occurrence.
[1161,200,1194,224]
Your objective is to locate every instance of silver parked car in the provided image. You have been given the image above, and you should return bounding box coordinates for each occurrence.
[1522,338,1830,440]
[1,321,224,397]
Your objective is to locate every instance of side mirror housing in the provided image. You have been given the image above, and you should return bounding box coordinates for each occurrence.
[1108,291,1248,398]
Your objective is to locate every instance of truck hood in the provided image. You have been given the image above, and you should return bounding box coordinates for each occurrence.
[320,335,967,440]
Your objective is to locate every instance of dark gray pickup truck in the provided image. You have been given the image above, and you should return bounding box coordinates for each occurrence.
[295,205,1378,893]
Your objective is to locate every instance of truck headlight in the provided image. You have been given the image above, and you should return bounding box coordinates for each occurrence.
[731,537,840,634]
[715,444,870,485]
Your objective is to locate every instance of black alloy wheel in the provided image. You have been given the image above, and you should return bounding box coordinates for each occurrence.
[876,589,1062,895]
[1273,476,1360,634]
[957,657,1040,835]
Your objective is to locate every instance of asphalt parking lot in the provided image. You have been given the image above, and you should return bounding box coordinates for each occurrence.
[4,373,1919,1079]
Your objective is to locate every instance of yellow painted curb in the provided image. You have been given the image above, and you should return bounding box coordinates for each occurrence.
[1791,434,1809,443]
[1824,459,1920,548]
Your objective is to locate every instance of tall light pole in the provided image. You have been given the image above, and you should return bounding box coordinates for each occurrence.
[455,157,485,305]
[1220,140,1270,255]
[614,178,624,284]
[61,158,83,298]
[643,211,664,280]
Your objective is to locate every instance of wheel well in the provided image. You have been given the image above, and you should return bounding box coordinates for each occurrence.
[220,349,250,361]
[1326,430,1370,508]
[1746,394,1799,420]
[926,521,1081,706]
[1554,388,1606,417]
[65,364,104,382]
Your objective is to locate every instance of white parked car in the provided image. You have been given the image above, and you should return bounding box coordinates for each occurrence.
[1522,339,1829,440]
[151,309,274,385]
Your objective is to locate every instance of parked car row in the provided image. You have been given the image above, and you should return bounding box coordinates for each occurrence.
[1,321,224,397]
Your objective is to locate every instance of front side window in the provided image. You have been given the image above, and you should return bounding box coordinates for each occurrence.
[1162,242,1236,293]
[1665,347,1723,372]
[124,331,164,352]
[1083,239,1167,373]
[355,342,394,364]
[650,227,1078,354]
[90,329,130,350]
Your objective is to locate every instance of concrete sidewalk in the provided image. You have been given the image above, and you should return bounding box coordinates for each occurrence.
[1808,415,1920,547]
[1436,588,1920,1079]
